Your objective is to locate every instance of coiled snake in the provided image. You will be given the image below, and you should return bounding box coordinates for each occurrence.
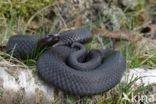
[6,28,126,96]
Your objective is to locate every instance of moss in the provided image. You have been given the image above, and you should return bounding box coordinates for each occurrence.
[0,0,55,19]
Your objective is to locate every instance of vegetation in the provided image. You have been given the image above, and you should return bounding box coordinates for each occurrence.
[0,0,156,104]
[0,0,55,19]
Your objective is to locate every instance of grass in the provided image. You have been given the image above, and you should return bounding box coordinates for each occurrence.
[0,0,156,104]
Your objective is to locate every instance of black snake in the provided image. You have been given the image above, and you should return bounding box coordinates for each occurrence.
[6,28,126,96]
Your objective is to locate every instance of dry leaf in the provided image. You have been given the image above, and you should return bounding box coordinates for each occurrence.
[74,16,84,28]
[105,30,130,40]
[92,27,108,35]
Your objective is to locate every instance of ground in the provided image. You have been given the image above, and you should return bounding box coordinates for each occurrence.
[0,0,156,104]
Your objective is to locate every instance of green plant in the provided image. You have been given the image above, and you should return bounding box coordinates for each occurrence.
[0,0,155,103]
[0,0,55,19]
[117,74,148,104]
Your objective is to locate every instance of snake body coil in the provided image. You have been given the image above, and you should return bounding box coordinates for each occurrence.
[6,28,126,95]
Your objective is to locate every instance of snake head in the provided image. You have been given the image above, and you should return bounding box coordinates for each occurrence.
[37,34,59,48]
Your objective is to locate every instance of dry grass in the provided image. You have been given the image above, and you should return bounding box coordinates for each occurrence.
[0,0,156,103]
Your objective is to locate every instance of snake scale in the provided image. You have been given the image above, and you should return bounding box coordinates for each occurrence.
[6,28,126,96]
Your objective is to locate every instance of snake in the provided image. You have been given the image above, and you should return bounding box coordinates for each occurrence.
[6,28,126,96]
